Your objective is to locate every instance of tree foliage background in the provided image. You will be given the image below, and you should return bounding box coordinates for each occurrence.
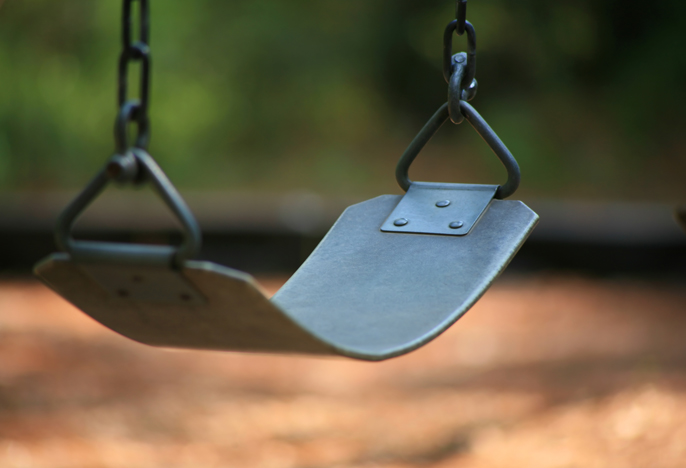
[0,0,685,200]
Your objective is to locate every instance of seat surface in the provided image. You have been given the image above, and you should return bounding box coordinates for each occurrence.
[35,194,538,361]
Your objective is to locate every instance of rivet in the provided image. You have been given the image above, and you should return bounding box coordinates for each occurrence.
[393,218,409,226]
[449,221,464,229]
[435,200,451,208]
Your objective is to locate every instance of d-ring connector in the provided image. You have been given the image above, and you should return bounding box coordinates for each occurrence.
[395,102,520,199]
[55,148,202,267]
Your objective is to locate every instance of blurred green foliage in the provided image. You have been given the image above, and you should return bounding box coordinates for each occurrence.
[0,0,685,200]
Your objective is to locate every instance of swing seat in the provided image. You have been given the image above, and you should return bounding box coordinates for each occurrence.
[35,96,538,362]
[33,1,538,361]
[36,189,536,361]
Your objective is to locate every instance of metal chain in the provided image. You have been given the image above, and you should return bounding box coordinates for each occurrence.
[444,1,477,124]
[455,0,467,35]
[116,0,151,152]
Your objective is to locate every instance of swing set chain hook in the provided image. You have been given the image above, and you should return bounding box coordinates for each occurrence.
[116,0,151,153]
[394,1,521,199]
[53,0,202,265]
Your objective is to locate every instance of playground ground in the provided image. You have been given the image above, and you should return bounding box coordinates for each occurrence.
[0,273,685,468]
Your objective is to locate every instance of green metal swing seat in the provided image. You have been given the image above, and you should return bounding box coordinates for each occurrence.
[34,101,538,361]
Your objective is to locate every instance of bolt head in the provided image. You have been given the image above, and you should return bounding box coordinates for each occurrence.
[435,200,451,208]
[449,221,464,229]
[393,218,409,227]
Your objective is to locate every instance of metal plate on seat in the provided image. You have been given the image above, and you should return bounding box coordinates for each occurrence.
[35,194,538,361]
[380,182,498,236]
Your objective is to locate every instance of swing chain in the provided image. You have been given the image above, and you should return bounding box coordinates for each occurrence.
[455,0,467,36]
[443,0,477,95]
[443,1,477,124]
[116,0,151,152]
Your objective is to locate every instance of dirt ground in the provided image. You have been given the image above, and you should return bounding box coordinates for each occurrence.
[0,274,685,468]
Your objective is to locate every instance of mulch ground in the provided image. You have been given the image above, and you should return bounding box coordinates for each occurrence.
[0,274,685,468]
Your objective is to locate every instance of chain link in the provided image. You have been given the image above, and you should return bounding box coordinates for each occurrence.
[443,1,477,124]
[442,19,476,85]
[116,0,151,151]
[455,0,467,36]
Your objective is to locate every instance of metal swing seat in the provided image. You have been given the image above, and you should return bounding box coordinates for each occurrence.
[34,2,538,361]
[35,103,537,361]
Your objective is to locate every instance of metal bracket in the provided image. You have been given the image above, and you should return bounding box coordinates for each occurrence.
[380,182,497,236]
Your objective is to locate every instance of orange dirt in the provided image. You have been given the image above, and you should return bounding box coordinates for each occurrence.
[0,274,685,468]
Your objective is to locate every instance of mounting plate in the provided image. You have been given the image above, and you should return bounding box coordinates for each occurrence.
[380,182,498,236]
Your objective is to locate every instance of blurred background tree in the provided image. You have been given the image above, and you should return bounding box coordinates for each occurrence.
[0,0,684,201]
